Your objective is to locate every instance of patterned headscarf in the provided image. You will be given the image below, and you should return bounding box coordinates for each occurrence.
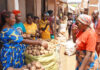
[77,14,91,26]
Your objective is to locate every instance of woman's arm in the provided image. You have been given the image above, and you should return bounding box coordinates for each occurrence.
[42,23,49,31]
[79,51,92,70]
[72,25,78,43]
[22,39,48,49]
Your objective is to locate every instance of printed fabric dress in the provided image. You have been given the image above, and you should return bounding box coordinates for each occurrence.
[76,28,99,70]
[0,28,27,70]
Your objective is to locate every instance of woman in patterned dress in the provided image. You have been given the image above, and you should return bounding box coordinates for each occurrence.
[72,14,99,70]
[0,11,48,70]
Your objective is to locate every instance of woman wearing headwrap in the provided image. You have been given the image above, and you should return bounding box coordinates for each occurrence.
[39,12,50,40]
[72,14,99,70]
[13,10,26,34]
[24,13,38,39]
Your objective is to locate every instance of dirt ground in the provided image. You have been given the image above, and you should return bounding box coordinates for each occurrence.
[58,29,76,70]
[59,46,76,70]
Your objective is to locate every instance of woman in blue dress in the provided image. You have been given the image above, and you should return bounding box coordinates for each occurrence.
[0,11,48,70]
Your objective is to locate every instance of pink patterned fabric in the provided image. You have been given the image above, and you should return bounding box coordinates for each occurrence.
[77,14,91,26]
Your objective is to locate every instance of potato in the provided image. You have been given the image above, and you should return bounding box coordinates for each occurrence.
[35,62,41,69]
[28,50,32,54]
[28,47,32,50]
[26,50,29,54]
[22,65,27,69]
[41,67,45,70]
[30,66,36,70]
[7,67,14,70]
[24,69,29,70]
[31,62,36,65]
[37,51,40,56]
[41,47,44,50]
[44,51,48,54]
[27,63,32,68]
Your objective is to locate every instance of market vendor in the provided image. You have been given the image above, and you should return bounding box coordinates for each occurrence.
[24,13,38,39]
[0,11,48,70]
[39,13,50,40]
[34,16,40,38]
[72,14,99,70]
[13,10,26,34]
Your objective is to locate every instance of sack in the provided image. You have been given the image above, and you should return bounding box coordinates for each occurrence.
[24,51,58,70]
[65,39,76,56]
[60,24,67,32]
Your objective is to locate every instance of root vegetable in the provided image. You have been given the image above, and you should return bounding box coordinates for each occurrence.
[23,69,29,70]
[27,63,31,68]
[31,62,36,66]
[41,67,45,70]
[22,65,27,69]
[35,62,41,69]
[28,50,32,54]
[30,66,36,70]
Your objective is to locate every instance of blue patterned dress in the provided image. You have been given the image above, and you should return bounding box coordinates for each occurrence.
[0,28,27,70]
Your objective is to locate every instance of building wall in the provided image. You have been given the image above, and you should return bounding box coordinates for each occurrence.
[48,0,54,11]
[88,0,98,15]
[89,0,98,4]
[36,0,41,19]
[19,0,26,22]
[7,0,15,11]
[0,0,7,12]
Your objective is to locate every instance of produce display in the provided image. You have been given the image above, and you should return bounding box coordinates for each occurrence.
[7,61,45,70]
[25,40,58,56]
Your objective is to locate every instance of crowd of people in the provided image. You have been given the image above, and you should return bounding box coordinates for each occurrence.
[0,9,63,70]
[0,8,100,70]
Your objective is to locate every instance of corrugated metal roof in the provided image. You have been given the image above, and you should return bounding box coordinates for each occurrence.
[67,0,82,4]
[58,0,82,4]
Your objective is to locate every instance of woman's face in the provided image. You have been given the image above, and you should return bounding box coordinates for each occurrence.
[76,20,88,30]
[27,16,33,24]
[8,13,16,26]
[35,18,39,23]
[16,13,21,22]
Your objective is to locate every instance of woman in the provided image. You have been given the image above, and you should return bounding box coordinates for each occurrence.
[39,13,50,40]
[34,16,40,38]
[0,11,48,70]
[67,12,73,39]
[48,10,54,39]
[24,13,38,39]
[92,11,100,56]
[95,18,100,57]
[72,14,99,70]
[13,10,26,34]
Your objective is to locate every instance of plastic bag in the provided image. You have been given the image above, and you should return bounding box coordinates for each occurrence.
[65,39,76,56]
[24,51,58,70]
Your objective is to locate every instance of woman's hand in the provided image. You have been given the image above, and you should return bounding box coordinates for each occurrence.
[79,66,84,70]
[22,34,31,38]
[72,25,78,34]
[41,41,48,49]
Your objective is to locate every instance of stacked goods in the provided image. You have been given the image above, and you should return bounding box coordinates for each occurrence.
[25,39,59,56]
[7,61,45,70]
[25,40,59,70]
[25,43,57,56]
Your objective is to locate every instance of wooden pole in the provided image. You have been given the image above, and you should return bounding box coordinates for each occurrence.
[54,0,57,39]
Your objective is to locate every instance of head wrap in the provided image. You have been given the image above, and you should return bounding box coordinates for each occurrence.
[13,10,21,16]
[77,14,91,26]
[45,12,49,16]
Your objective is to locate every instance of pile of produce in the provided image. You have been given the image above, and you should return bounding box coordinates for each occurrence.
[7,61,45,70]
[25,43,57,56]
